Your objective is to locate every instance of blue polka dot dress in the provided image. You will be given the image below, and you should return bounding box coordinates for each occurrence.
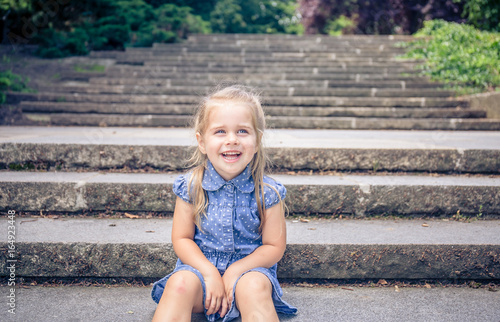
[151,161,297,321]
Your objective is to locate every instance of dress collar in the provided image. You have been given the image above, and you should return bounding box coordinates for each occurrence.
[202,160,255,193]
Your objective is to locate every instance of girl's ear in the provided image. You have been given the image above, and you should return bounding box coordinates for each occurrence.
[196,132,207,154]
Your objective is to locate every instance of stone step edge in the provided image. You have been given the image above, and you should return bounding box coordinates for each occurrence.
[2,141,499,174]
[7,93,466,107]
[19,102,485,118]
[1,172,498,217]
[36,85,455,98]
[0,218,498,280]
[21,113,500,131]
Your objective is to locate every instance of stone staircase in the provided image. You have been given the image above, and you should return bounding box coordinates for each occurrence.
[1,34,500,321]
[6,34,500,130]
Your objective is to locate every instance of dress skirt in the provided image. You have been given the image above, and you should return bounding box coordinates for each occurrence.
[151,251,297,321]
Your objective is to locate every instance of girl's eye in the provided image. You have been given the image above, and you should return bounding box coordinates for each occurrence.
[215,129,225,134]
[238,129,249,134]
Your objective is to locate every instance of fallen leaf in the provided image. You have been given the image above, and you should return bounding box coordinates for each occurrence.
[21,219,38,224]
[422,223,429,227]
[488,287,498,292]
[378,279,388,285]
[299,218,310,223]
[109,224,116,227]
[127,310,134,314]
[341,287,354,291]
[424,283,431,289]
[395,285,400,292]
[307,228,317,230]
[145,230,155,233]
[48,215,59,219]
[125,213,140,219]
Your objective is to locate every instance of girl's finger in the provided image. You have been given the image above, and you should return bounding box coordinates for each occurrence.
[205,292,212,310]
[219,296,229,318]
[207,296,220,315]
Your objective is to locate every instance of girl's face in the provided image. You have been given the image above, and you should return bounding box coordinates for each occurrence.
[196,101,258,181]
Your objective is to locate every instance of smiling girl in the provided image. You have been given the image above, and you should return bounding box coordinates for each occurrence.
[151,85,297,321]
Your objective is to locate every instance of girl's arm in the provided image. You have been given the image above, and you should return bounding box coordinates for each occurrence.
[221,202,286,302]
[171,197,229,317]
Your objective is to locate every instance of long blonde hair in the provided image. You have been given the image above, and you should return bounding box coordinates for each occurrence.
[187,85,281,230]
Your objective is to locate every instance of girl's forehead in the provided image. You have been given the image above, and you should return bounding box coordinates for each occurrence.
[206,100,254,120]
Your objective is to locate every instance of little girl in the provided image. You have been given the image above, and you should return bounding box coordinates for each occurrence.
[151,85,297,321]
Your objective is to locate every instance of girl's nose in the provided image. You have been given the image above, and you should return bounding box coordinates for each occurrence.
[226,132,239,145]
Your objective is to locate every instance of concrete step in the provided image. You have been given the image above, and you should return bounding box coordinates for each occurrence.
[135,43,408,53]
[7,92,465,107]
[2,284,499,322]
[3,127,500,173]
[21,113,500,130]
[118,55,410,65]
[2,127,499,174]
[105,64,418,75]
[1,170,498,216]
[1,217,499,280]
[129,59,421,69]
[89,77,442,89]
[185,33,415,42]
[39,84,454,98]
[19,102,485,119]
[92,71,425,82]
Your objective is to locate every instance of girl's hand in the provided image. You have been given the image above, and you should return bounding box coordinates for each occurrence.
[204,272,226,316]
[221,268,240,311]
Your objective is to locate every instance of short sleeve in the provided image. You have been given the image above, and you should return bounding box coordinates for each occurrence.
[173,173,192,204]
[263,176,287,209]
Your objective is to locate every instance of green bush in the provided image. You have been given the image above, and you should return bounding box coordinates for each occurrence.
[460,0,499,32]
[324,15,356,36]
[400,20,500,94]
[3,0,302,57]
[131,4,211,47]
[0,70,31,104]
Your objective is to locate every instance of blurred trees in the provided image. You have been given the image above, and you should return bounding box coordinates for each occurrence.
[0,0,497,58]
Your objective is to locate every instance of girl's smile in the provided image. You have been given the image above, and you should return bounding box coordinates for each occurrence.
[196,101,258,181]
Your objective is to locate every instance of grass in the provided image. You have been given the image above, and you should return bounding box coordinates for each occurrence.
[73,64,106,73]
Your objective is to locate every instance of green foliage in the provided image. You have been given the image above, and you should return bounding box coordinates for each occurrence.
[401,20,500,94]
[73,64,106,73]
[116,0,155,31]
[324,15,356,36]
[210,0,247,33]
[131,4,211,47]
[0,70,31,104]
[210,0,302,34]
[459,0,499,32]
[4,0,302,57]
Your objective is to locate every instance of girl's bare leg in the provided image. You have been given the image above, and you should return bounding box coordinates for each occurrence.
[152,271,204,322]
[235,271,279,322]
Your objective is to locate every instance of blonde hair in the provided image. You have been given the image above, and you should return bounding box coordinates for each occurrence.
[187,85,281,230]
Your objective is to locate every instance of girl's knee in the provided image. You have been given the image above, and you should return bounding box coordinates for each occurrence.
[236,272,272,297]
[165,271,201,296]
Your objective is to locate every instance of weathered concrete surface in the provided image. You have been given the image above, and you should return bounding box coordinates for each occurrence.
[1,126,499,173]
[1,172,499,216]
[2,285,500,322]
[35,83,453,98]
[468,91,500,119]
[0,218,498,280]
[7,91,466,107]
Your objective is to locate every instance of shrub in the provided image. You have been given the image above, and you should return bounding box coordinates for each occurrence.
[460,0,499,32]
[0,70,30,104]
[400,20,500,94]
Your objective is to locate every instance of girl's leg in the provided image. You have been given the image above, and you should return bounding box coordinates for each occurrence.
[234,271,279,322]
[152,270,204,322]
